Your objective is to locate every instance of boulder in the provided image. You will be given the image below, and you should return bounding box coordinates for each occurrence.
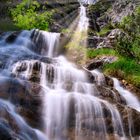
[88,36,104,48]
[0,77,44,129]
[5,31,21,43]
[86,56,118,70]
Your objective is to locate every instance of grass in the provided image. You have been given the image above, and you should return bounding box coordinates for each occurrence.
[103,57,140,88]
[87,48,116,59]
[87,48,140,88]
[97,22,115,37]
[97,27,111,36]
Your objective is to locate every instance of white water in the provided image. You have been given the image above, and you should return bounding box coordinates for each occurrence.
[91,69,105,85]
[0,98,47,140]
[113,78,140,112]
[0,3,139,140]
[79,0,98,4]
[9,5,140,140]
[40,58,127,139]
[41,31,60,57]
[78,5,89,31]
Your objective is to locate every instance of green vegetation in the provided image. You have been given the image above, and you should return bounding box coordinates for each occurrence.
[117,6,140,61]
[10,0,53,30]
[87,48,116,58]
[61,28,71,34]
[87,5,140,87]
[103,57,140,88]
[88,0,112,15]
[97,23,114,36]
[87,47,140,88]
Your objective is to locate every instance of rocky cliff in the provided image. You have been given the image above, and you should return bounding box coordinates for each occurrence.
[86,0,140,87]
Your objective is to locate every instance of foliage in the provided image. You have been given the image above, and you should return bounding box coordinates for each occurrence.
[116,6,140,61]
[119,6,140,35]
[10,0,53,30]
[115,35,134,58]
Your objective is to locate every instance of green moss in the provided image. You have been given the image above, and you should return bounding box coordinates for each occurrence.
[97,22,115,36]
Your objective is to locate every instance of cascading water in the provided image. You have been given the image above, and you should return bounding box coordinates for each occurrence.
[78,5,89,31]
[113,78,140,112]
[65,4,89,64]
[0,3,140,140]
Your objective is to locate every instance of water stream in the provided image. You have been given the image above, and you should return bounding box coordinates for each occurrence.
[0,3,139,140]
[113,78,140,112]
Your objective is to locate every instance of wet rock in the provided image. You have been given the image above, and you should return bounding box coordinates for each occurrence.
[39,56,55,64]
[97,38,112,48]
[104,75,114,87]
[108,0,138,24]
[87,29,125,49]
[0,121,13,140]
[16,62,28,72]
[86,56,118,70]
[88,36,104,48]
[5,31,21,43]
[87,59,104,70]
[0,77,44,129]
[83,68,95,83]
[116,104,140,136]
[0,104,39,140]
[97,85,126,104]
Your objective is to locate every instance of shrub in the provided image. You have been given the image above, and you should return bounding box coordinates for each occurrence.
[10,0,53,30]
[116,6,140,60]
[115,35,134,58]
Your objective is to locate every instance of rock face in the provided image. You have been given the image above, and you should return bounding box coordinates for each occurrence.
[86,56,118,70]
[87,0,140,48]
[108,0,140,24]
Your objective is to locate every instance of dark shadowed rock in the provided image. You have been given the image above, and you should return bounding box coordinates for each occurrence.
[86,56,118,70]
[6,31,21,43]
[0,77,44,129]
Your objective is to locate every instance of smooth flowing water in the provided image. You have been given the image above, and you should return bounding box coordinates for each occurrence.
[113,78,140,112]
[0,3,140,140]
[65,5,89,64]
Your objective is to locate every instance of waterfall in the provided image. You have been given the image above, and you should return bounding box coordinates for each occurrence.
[0,99,47,140]
[65,5,89,64]
[0,3,140,140]
[113,78,140,112]
[78,5,89,31]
